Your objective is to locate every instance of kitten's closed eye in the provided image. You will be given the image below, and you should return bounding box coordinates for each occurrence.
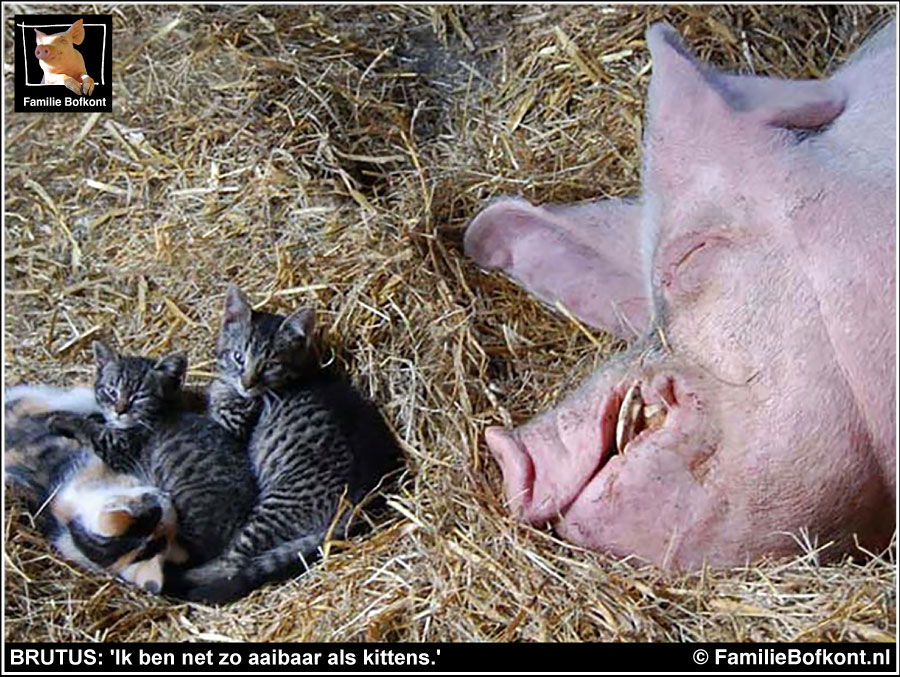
[98,386,118,402]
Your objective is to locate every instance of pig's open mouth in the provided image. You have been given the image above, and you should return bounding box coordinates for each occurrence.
[611,379,673,456]
[487,375,678,523]
[583,378,674,495]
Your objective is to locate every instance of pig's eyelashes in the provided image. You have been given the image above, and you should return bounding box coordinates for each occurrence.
[782,122,834,145]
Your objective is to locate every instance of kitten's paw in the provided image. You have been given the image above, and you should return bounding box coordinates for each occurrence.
[46,412,91,442]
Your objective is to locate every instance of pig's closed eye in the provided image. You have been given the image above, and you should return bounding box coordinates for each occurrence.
[660,237,730,300]
[661,241,710,286]
[675,242,708,269]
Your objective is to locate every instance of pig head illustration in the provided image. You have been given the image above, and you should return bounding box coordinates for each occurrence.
[465,21,896,569]
[34,18,95,96]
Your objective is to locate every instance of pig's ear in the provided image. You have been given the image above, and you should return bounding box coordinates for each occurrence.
[68,18,85,45]
[34,28,46,41]
[646,23,846,135]
[464,197,651,339]
[716,74,847,131]
[645,23,737,135]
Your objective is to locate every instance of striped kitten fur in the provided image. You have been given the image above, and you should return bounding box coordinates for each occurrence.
[4,386,181,592]
[167,285,401,604]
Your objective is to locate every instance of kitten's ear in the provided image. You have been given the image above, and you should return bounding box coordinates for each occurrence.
[92,340,117,369]
[153,353,187,385]
[223,284,252,327]
[278,308,315,346]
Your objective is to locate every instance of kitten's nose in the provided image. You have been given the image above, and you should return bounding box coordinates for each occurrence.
[115,397,129,414]
[241,371,259,391]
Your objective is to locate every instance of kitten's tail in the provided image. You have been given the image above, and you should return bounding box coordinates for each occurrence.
[165,530,330,604]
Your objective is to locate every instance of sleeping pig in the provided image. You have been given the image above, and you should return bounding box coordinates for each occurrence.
[465,19,896,568]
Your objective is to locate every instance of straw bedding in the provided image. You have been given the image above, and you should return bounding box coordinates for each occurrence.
[4,4,896,642]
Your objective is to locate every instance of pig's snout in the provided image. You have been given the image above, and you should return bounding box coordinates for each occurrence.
[485,426,536,519]
[34,45,52,61]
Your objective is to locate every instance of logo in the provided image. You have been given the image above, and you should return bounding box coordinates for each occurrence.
[14,14,113,113]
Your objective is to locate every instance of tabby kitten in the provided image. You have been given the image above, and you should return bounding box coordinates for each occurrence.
[167,285,401,604]
[61,341,187,473]
[48,341,259,573]
[4,386,180,592]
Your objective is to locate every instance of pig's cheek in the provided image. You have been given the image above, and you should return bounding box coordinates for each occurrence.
[555,447,711,565]
[667,283,767,389]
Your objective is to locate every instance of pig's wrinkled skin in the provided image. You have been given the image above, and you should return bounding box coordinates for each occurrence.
[465,21,896,569]
[34,19,94,96]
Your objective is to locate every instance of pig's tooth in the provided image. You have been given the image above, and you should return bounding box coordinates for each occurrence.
[616,383,644,454]
[643,403,664,417]
[643,403,667,431]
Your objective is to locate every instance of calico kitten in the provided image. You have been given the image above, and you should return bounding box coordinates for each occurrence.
[47,342,259,574]
[4,386,180,592]
[167,285,401,604]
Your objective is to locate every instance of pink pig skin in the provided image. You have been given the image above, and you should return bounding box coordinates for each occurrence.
[34,19,95,96]
[465,20,896,569]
